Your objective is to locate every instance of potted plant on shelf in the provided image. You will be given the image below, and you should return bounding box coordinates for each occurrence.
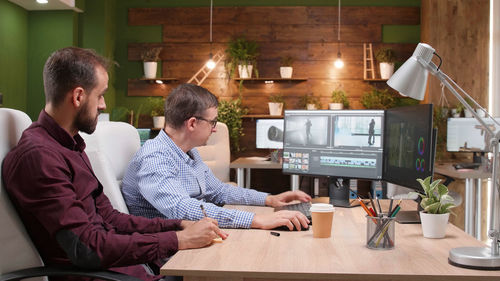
[280,55,294,79]
[148,97,165,129]
[225,36,259,79]
[452,103,465,118]
[217,96,249,152]
[141,47,163,79]
[268,93,285,116]
[375,47,397,79]
[360,88,396,109]
[411,176,456,239]
[329,89,349,110]
[298,93,321,110]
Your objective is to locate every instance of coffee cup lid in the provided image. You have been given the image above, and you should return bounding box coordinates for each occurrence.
[310,203,335,212]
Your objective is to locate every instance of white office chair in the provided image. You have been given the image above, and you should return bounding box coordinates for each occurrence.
[0,108,140,281]
[80,121,141,214]
[196,122,233,183]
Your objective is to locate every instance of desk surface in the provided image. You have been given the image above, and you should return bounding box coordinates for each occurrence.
[434,162,491,180]
[229,157,282,169]
[161,202,500,281]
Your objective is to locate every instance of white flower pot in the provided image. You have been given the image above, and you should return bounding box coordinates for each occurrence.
[420,211,450,239]
[451,108,461,118]
[328,103,343,110]
[464,109,473,118]
[280,67,293,78]
[144,62,158,79]
[379,62,394,79]
[238,65,253,78]
[306,104,317,110]
[152,116,165,129]
[268,102,284,116]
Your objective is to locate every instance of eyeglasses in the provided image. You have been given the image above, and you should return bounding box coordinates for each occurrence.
[194,116,217,128]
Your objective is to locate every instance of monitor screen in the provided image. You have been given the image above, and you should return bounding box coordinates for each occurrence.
[447,117,500,152]
[383,104,435,193]
[256,119,284,149]
[282,110,385,180]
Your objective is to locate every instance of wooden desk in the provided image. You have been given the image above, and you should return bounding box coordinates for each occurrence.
[230,157,299,190]
[161,202,500,281]
[434,163,490,240]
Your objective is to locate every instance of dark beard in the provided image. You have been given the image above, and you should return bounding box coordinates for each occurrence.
[75,103,98,134]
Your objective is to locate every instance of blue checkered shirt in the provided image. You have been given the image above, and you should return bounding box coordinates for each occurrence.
[121,129,268,228]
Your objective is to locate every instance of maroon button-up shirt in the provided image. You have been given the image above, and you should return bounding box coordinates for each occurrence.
[2,110,182,280]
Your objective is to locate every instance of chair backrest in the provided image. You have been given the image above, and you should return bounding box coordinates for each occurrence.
[80,121,141,214]
[0,108,46,277]
[196,122,231,183]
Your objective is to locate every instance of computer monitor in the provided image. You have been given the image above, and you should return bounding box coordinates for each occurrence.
[256,119,284,149]
[383,104,436,223]
[282,110,385,207]
[383,104,435,193]
[447,117,500,152]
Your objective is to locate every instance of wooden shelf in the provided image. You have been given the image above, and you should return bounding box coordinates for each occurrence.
[364,78,388,82]
[127,78,179,96]
[130,78,178,84]
[243,114,283,119]
[234,78,307,82]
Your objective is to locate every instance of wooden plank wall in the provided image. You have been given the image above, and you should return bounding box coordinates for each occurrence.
[127,6,420,192]
[421,0,490,239]
[127,6,419,113]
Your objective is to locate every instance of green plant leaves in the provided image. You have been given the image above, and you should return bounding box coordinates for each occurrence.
[417,176,456,214]
[217,97,248,152]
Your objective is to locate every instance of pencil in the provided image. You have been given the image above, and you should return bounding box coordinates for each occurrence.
[368,193,378,217]
[200,204,208,218]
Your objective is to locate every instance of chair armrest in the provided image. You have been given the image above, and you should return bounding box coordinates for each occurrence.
[0,266,143,281]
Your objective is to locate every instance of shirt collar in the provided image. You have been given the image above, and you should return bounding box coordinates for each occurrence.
[37,110,87,152]
[157,129,195,165]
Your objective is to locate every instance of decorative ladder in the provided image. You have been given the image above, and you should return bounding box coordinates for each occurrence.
[363,43,376,80]
[187,50,225,86]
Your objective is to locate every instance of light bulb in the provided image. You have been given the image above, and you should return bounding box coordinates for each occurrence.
[206,59,216,69]
[334,58,344,69]
[37,0,48,3]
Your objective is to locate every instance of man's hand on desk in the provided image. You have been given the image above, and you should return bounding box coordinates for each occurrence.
[251,210,310,231]
[265,190,312,208]
[176,217,228,250]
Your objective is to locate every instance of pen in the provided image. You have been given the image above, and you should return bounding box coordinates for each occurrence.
[376,196,382,215]
[368,193,378,217]
[200,204,208,218]
[270,231,280,237]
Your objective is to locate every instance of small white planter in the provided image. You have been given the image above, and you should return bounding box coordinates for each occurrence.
[464,109,473,118]
[328,103,343,110]
[451,108,461,118]
[268,102,284,116]
[143,62,158,79]
[280,67,293,78]
[306,104,317,110]
[420,211,450,239]
[379,62,394,79]
[238,65,253,78]
[152,116,165,129]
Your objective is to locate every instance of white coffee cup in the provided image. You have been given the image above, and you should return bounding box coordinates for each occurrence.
[310,203,335,238]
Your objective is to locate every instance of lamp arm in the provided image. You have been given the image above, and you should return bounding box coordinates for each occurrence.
[420,57,500,254]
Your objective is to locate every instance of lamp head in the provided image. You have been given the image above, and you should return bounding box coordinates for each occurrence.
[387,43,435,100]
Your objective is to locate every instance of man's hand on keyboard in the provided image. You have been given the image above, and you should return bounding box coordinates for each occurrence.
[251,210,310,230]
[265,190,312,208]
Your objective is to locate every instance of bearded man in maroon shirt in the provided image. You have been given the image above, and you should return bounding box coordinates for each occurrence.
[2,47,228,281]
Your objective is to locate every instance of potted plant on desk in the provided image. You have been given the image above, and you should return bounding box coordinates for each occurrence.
[411,176,456,238]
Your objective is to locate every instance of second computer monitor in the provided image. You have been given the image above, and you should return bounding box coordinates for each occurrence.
[256,119,284,149]
[282,110,385,180]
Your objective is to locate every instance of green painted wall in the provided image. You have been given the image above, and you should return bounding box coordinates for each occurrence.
[0,0,28,111]
[27,11,77,119]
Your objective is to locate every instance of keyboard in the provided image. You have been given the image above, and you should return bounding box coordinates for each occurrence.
[275,201,312,220]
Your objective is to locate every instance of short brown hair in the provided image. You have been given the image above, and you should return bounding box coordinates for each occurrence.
[43,47,109,106]
[165,84,218,129]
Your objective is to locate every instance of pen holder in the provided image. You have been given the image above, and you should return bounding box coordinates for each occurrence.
[366,215,395,250]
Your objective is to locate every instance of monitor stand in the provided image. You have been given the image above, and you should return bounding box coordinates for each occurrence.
[395,197,423,224]
[328,178,356,208]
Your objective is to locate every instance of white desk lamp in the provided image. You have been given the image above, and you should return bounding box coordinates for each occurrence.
[387,43,500,269]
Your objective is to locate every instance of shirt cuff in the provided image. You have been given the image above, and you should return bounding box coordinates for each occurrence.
[255,191,269,206]
[158,231,179,258]
[231,210,255,229]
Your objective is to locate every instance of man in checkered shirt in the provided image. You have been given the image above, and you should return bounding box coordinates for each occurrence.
[122,84,311,230]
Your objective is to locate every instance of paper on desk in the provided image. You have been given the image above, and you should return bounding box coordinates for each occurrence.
[246,156,270,161]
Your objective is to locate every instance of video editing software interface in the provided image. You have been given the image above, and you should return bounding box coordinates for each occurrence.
[282,110,385,180]
[282,104,435,192]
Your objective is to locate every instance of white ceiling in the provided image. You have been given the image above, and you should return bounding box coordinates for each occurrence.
[8,0,82,12]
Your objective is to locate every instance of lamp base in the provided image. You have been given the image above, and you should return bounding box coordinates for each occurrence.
[449,247,500,270]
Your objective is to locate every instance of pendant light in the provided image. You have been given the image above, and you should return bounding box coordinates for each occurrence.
[205,0,216,69]
[334,0,344,69]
